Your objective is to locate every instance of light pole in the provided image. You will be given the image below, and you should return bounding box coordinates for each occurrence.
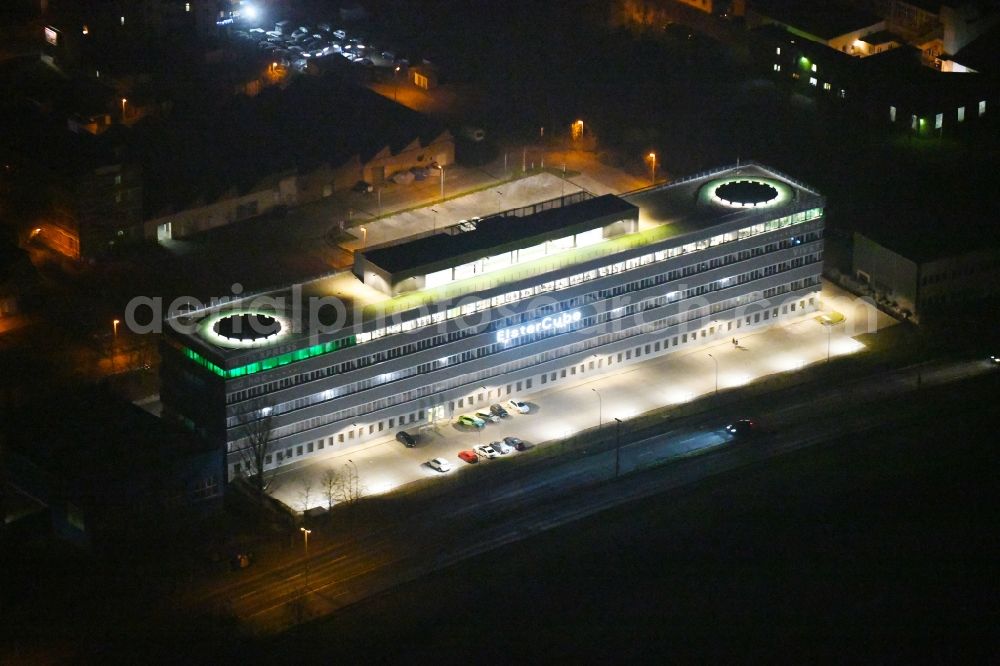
[393,65,400,101]
[592,387,602,428]
[429,207,438,233]
[377,188,382,218]
[436,163,445,202]
[824,320,834,363]
[120,97,127,122]
[113,318,120,338]
[708,353,718,395]
[300,527,311,587]
[359,225,367,248]
[495,190,503,214]
[648,152,657,185]
[614,417,623,478]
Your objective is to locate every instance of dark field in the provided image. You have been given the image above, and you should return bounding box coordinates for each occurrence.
[257,373,1000,663]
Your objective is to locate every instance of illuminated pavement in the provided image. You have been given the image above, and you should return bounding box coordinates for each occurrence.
[267,280,897,510]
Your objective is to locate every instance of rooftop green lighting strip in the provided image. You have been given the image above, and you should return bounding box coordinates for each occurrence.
[182,335,357,379]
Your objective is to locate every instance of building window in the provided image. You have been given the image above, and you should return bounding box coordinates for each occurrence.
[775,47,781,55]
[823,82,831,90]
[889,105,896,122]
[185,2,191,11]
[296,446,303,456]
[838,89,846,98]
[811,63,817,72]
[120,16,125,25]
[307,442,314,453]
[978,100,986,116]
[809,77,817,86]
[934,113,943,129]
[773,63,781,72]
[957,106,965,122]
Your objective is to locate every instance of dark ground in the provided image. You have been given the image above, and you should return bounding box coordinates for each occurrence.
[249,372,1000,664]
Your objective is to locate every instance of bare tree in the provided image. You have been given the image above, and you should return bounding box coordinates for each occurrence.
[298,478,314,512]
[235,398,275,497]
[334,461,364,505]
[321,468,338,510]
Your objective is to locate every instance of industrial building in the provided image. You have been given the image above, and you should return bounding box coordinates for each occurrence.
[159,163,826,480]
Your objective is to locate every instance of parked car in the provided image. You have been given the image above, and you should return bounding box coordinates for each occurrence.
[457,414,485,429]
[505,398,530,414]
[475,410,499,424]
[458,449,479,464]
[726,419,759,437]
[351,180,373,193]
[504,436,533,451]
[333,29,347,39]
[396,430,416,447]
[410,166,429,180]
[490,403,509,418]
[476,444,499,459]
[491,440,512,455]
[428,457,451,472]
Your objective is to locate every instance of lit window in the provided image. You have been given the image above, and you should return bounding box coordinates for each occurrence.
[889,105,896,122]
[823,82,831,90]
[838,89,846,98]
[185,2,191,11]
[120,16,125,25]
[957,106,965,122]
[910,114,918,130]
[775,46,781,55]
[809,77,817,86]
[82,24,89,35]
[773,63,781,72]
[979,100,986,116]
[934,112,943,129]
[811,63,817,72]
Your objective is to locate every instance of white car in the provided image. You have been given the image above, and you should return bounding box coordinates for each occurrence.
[505,398,530,414]
[428,457,451,472]
[491,440,512,455]
[475,410,500,423]
[476,444,499,459]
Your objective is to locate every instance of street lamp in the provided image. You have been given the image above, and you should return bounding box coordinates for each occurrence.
[300,527,311,587]
[708,353,718,395]
[120,98,127,121]
[429,207,438,233]
[113,319,120,338]
[495,190,503,214]
[614,417,623,477]
[359,225,367,248]
[592,387,602,428]
[648,152,657,185]
[393,65,400,101]
[572,119,584,141]
[436,163,445,202]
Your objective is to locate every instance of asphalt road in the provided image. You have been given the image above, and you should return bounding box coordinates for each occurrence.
[181,355,997,633]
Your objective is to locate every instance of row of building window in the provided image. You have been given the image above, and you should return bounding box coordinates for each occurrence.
[226,249,822,424]
[224,221,823,405]
[226,276,819,447]
[228,295,819,460]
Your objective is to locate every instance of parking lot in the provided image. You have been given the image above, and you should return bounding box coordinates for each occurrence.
[267,280,891,510]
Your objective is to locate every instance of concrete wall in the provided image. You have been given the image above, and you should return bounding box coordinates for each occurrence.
[852,232,918,312]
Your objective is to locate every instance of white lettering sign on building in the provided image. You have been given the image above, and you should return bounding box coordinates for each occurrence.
[496,310,582,344]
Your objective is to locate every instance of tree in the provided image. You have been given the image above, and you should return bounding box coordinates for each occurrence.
[298,478,314,513]
[318,462,364,510]
[321,468,339,510]
[235,398,275,497]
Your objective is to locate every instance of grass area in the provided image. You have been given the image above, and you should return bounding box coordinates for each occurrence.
[259,371,1000,663]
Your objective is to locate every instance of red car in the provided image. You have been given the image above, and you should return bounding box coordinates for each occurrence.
[458,449,479,464]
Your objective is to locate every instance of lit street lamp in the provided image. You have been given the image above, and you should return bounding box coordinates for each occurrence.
[648,152,657,185]
[708,353,718,395]
[429,207,438,233]
[436,163,445,202]
[113,319,120,338]
[393,65,400,101]
[359,225,367,248]
[592,387,602,428]
[120,97,127,122]
[300,527,312,587]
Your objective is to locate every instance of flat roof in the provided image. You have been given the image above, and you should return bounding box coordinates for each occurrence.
[752,0,883,40]
[171,163,824,364]
[359,194,638,276]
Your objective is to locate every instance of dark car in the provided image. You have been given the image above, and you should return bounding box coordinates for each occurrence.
[504,436,533,451]
[725,419,759,437]
[351,180,373,193]
[396,430,416,447]
[490,403,508,418]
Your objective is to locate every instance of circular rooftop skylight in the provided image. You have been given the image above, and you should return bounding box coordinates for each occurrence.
[198,310,293,349]
[702,176,794,210]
